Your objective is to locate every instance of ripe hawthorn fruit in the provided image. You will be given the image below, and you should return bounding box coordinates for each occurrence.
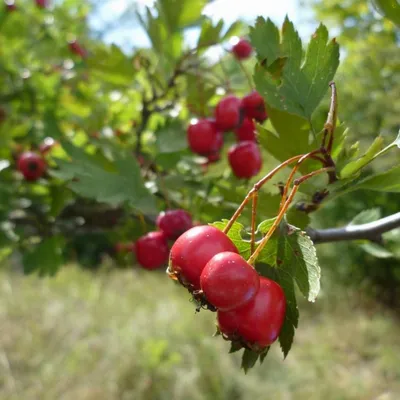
[17,151,46,181]
[156,209,193,240]
[169,225,238,290]
[228,141,262,179]
[200,252,260,311]
[232,39,253,60]
[68,40,87,58]
[215,95,242,131]
[135,231,169,270]
[235,117,256,142]
[241,91,268,123]
[187,119,223,155]
[35,0,48,8]
[217,276,286,350]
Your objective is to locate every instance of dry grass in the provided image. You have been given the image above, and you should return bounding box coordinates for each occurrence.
[0,264,399,400]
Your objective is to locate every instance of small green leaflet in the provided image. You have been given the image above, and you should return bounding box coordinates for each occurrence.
[349,208,381,225]
[22,236,65,277]
[241,348,260,374]
[155,119,188,153]
[340,136,384,179]
[252,17,339,120]
[51,141,157,214]
[351,165,400,194]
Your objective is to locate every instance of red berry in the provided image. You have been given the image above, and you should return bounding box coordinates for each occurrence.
[217,277,286,349]
[241,91,268,123]
[200,252,260,311]
[169,226,238,290]
[187,119,223,155]
[232,39,253,60]
[17,151,46,181]
[35,0,48,8]
[235,117,256,142]
[215,95,241,131]
[228,141,262,179]
[68,40,87,58]
[135,231,169,270]
[156,209,193,240]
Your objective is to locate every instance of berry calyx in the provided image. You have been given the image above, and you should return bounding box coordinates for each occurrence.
[241,91,268,123]
[17,151,46,181]
[200,252,260,311]
[217,277,286,350]
[135,231,169,270]
[235,117,256,142]
[187,119,223,155]
[228,141,262,179]
[68,40,87,58]
[156,209,193,240]
[169,225,238,290]
[232,39,253,60]
[215,95,242,131]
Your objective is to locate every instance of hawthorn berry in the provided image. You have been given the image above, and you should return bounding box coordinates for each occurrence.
[35,0,48,8]
[235,117,256,142]
[17,151,46,181]
[200,252,260,311]
[228,141,262,179]
[169,225,238,290]
[68,40,87,58]
[232,39,253,60]
[187,119,223,155]
[241,91,268,123]
[215,95,242,131]
[156,209,193,240]
[217,277,286,350]
[135,231,169,270]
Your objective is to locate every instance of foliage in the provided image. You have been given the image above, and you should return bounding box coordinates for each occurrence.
[0,0,399,370]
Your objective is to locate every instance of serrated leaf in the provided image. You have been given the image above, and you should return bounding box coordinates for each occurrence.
[241,349,259,373]
[359,242,394,259]
[156,119,187,153]
[221,21,243,41]
[253,18,339,120]
[340,136,384,179]
[371,0,400,27]
[249,17,280,67]
[22,236,64,277]
[52,141,156,214]
[198,18,224,48]
[278,318,295,359]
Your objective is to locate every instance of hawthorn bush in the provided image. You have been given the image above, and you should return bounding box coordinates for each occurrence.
[0,0,399,371]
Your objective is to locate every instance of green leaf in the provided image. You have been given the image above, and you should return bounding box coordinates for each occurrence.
[52,141,157,214]
[22,236,64,277]
[49,185,71,218]
[359,242,394,259]
[229,341,243,354]
[285,228,321,302]
[87,44,136,86]
[259,346,271,364]
[241,348,259,374]
[253,18,339,120]
[371,0,400,27]
[221,21,243,41]
[156,119,188,153]
[249,17,281,67]
[340,136,384,179]
[198,18,224,48]
[350,208,381,225]
[353,165,400,193]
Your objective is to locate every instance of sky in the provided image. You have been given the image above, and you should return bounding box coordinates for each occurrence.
[89,0,315,51]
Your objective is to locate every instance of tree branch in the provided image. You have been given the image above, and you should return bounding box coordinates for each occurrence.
[307,212,400,244]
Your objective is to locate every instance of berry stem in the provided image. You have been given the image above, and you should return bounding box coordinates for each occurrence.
[223,154,305,235]
[250,191,258,254]
[237,59,254,91]
[247,167,335,265]
[278,150,322,210]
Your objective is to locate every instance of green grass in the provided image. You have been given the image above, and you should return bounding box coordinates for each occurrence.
[0,264,399,400]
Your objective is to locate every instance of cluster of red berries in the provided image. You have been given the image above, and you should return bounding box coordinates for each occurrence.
[168,225,286,351]
[187,39,267,179]
[115,209,194,270]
